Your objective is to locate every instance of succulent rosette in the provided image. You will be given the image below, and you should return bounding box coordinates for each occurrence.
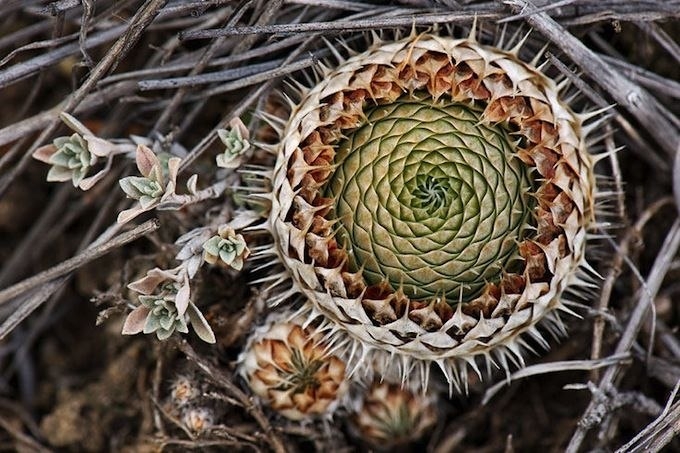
[260,32,597,390]
[352,381,437,448]
[239,318,348,420]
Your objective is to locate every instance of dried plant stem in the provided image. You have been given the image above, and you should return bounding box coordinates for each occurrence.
[178,33,317,173]
[0,219,160,307]
[616,384,680,452]
[0,81,137,148]
[482,354,631,404]
[179,11,501,39]
[0,415,51,453]
[589,197,673,379]
[151,0,254,133]
[175,340,287,453]
[0,185,72,287]
[0,27,124,89]
[567,217,680,452]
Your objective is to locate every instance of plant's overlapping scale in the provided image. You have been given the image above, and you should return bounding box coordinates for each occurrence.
[268,34,595,387]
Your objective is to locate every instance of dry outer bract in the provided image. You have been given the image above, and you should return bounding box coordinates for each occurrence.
[267,32,596,390]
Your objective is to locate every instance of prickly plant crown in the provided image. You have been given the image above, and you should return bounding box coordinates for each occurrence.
[268,32,595,389]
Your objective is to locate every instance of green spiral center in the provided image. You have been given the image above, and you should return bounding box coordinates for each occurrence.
[326,97,533,302]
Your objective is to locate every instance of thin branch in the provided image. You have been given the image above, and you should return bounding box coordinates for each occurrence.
[567,217,680,452]
[482,354,631,404]
[0,219,160,306]
[0,0,168,200]
[175,339,288,453]
[615,381,680,452]
[180,10,502,39]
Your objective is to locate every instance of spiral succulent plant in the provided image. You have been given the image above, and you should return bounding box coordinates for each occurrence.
[244,30,598,393]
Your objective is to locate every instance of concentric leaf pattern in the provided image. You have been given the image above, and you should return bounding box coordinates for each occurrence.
[328,98,532,300]
[270,34,595,387]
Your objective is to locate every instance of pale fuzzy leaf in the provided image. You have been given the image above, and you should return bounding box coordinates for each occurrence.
[121,305,151,335]
[156,328,173,340]
[33,145,57,163]
[157,197,183,210]
[79,155,114,190]
[175,242,197,261]
[117,206,147,224]
[136,144,159,178]
[46,166,75,183]
[187,174,198,194]
[60,112,92,136]
[175,227,209,247]
[167,157,181,187]
[228,117,250,140]
[187,302,216,344]
[130,135,152,146]
[175,229,210,261]
[143,312,162,334]
[119,176,142,198]
[229,210,263,230]
[139,195,160,210]
[203,250,218,265]
[216,153,242,169]
[85,135,117,157]
[175,319,189,334]
[150,164,164,185]
[148,267,182,281]
[216,128,231,145]
[79,169,107,190]
[131,267,182,293]
[185,255,202,279]
[128,273,168,295]
[232,257,244,271]
[175,282,190,316]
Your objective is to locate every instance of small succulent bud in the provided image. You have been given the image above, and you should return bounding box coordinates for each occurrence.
[137,294,189,340]
[120,177,164,208]
[118,144,181,223]
[33,112,125,190]
[169,375,199,407]
[122,267,216,344]
[216,118,250,169]
[43,134,93,186]
[182,407,213,434]
[240,319,347,420]
[353,382,437,448]
[202,225,250,270]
